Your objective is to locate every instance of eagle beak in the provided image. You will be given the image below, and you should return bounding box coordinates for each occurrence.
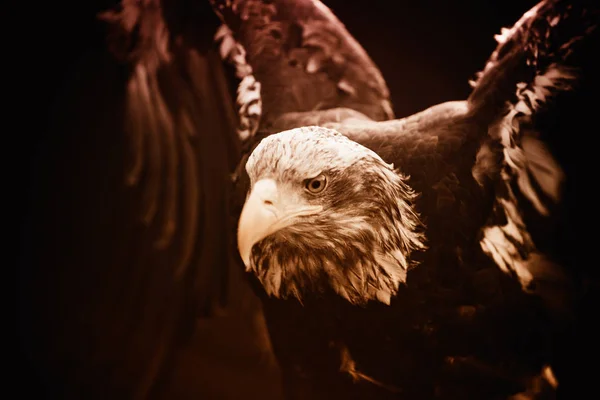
[237,178,322,269]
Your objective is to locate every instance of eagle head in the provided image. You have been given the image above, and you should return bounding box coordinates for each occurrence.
[237,126,426,305]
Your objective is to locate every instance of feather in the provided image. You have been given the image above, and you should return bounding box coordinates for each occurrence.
[124,74,146,186]
[210,0,394,126]
[215,23,263,141]
[151,73,178,249]
[337,342,402,393]
[27,1,247,397]
[134,65,162,226]
[175,120,199,278]
[521,136,564,204]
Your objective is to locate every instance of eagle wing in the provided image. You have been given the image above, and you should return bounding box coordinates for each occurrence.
[467,0,598,304]
[210,0,393,138]
[24,1,242,398]
[466,1,599,392]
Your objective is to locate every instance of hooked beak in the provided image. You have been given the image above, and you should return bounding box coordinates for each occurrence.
[237,179,322,269]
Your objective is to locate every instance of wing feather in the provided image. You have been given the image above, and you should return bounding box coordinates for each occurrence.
[210,0,394,139]
[135,64,165,228]
[466,4,599,391]
[23,1,248,397]
[466,0,599,299]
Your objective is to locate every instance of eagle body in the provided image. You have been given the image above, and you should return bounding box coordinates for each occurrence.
[243,105,558,399]
[259,268,555,400]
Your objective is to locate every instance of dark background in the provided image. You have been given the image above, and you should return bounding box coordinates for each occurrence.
[18,0,557,399]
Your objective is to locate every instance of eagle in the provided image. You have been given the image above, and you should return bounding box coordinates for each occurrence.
[20,0,597,399]
[228,0,598,399]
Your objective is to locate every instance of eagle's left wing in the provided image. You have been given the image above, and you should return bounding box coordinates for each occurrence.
[467,0,598,310]
[466,1,599,393]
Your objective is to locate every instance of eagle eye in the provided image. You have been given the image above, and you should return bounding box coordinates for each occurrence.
[304,174,327,194]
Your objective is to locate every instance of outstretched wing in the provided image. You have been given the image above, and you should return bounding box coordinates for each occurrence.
[210,0,394,140]
[467,0,598,303]
[99,0,241,278]
[466,1,598,394]
[23,1,245,398]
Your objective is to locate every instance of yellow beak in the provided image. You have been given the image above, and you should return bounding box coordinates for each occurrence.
[237,179,322,269]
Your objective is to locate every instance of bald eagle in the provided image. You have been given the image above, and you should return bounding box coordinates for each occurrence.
[227,0,598,399]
